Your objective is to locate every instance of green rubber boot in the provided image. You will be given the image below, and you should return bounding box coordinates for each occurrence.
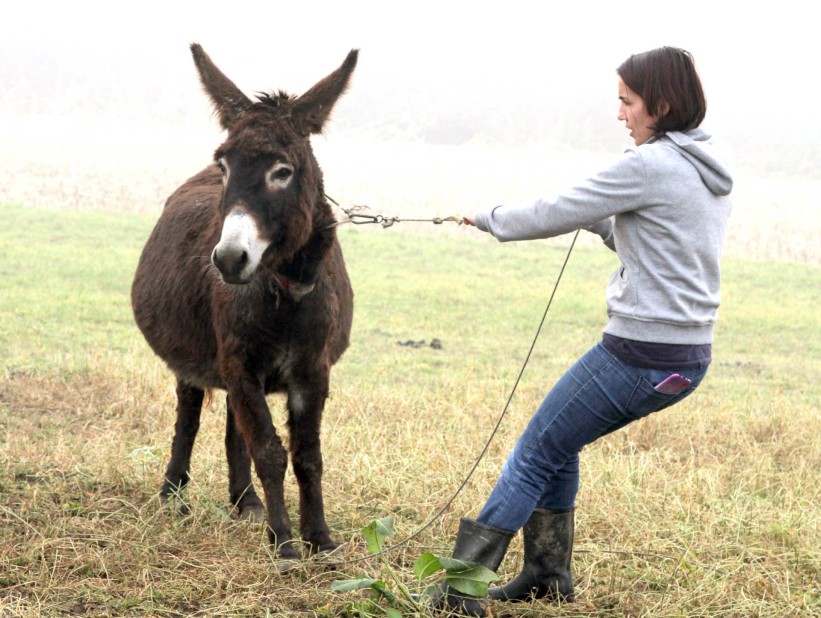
[424,517,514,617]
[488,508,575,603]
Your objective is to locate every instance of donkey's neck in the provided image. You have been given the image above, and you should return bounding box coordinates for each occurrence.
[271,207,336,297]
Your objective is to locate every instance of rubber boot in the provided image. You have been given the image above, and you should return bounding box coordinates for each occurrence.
[424,517,514,617]
[488,508,575,603]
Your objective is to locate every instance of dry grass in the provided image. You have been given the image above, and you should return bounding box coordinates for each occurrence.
[1,346,818,617]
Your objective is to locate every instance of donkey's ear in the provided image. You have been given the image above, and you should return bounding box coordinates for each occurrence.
[293,49,358,135]
[190,43,253,130]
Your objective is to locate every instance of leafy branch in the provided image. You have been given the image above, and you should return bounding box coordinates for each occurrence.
[330,516,498,617]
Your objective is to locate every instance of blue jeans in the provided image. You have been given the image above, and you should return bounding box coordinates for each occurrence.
[477,342,708,532]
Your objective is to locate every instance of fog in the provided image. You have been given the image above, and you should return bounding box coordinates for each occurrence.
[2,1,819,261]
[5,2,817,132]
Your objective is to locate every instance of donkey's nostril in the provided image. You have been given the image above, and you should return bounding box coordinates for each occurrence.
[212,244,251,283]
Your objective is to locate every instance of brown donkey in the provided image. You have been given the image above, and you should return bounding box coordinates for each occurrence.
[131,44,356,559]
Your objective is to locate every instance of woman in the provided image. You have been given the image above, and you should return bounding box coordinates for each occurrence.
[428,46,733,616]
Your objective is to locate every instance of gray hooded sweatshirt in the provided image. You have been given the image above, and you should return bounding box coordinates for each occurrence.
[474,128,733,345]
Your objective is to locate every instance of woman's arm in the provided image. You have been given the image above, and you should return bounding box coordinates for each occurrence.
[473,149,646,242]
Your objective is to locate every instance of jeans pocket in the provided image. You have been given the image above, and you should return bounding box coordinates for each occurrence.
[625,376,688,419]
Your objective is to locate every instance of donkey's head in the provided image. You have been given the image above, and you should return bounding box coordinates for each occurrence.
[190,44,358,285]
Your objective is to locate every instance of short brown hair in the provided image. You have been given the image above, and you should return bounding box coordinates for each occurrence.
[617,47,706,134]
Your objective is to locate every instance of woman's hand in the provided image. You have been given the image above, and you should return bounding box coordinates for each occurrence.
[462,215,475,226]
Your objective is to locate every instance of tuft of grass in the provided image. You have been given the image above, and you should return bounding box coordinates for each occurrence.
[1,205,819,617]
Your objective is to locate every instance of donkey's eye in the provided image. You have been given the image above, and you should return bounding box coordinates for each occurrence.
[272,167,292,180]
[216,159,228,175]
[267,163,294,189]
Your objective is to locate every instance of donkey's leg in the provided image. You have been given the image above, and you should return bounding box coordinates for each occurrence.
[160,379,204,512]
[240,406,294,556]
[225,394,264,521]
[287,375,336,553]
[221,358,296,558]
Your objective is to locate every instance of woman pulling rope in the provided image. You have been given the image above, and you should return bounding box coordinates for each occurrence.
[423,46,733,617]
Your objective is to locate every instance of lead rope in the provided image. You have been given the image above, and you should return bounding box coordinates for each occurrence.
[324,195,463,228]
[320,197,580,567]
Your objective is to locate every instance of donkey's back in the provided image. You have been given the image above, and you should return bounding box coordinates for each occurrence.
[132,167,223,386]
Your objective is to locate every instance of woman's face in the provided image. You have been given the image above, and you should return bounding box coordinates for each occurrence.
[618,77,657,146]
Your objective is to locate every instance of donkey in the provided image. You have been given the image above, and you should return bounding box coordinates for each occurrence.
[131,44,356,559]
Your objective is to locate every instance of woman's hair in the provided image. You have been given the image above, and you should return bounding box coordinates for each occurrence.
[617,46,706,134]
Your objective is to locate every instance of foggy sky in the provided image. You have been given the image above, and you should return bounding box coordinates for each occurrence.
[2,1,818,177]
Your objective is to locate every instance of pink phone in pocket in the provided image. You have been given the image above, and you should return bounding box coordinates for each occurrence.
[654,373,692,394]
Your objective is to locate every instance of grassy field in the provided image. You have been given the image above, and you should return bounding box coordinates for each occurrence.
[1,204,818,617]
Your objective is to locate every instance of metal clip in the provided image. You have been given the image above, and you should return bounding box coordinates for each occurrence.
[348,213,383,225]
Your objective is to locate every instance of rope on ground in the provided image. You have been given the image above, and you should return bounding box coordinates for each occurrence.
[316,227,582,568]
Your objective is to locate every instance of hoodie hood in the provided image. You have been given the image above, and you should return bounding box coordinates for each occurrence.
[662,129,734,196]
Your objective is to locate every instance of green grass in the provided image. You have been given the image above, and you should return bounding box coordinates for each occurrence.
[1,204,819,617]
[0,207,148,372]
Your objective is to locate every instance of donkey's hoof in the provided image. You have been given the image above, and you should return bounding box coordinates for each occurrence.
[275,541,302,561]
[313,540,340,554]
[304,535,339,555]
[274,558,301,573]
[160,493,191,516]
[238,505,266,523]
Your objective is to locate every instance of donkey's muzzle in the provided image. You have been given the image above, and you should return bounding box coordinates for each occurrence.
[212,207,271,284]
[212,245,250,284]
